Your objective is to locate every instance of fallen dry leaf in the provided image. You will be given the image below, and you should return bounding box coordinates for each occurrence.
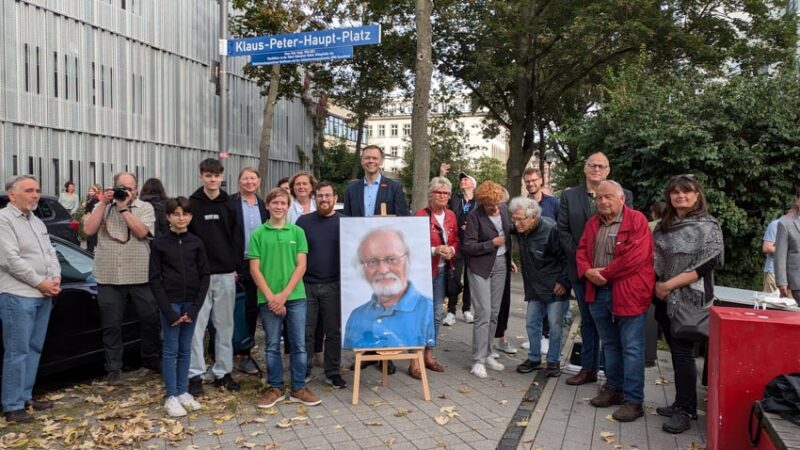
[499,400,508,405]
[605,414,616,422]
[689,443,706,450]
[655,376,670,385]
[394,408,410,417]
[368,401,387,408]
[439,406,460,418]
[458,385,471,394]
[47,393,66,401]
[296,405,308,415]
[276,418,293,428]
[335,424,345,429]
[385,437,396,447]
[364,420,383,426]
[259,407,279,415]
[249,431,264,437]
[85,394,104,405]
[600,431,615,444]
[516,419,529,427]
[209,428,224,436]
[434,416,450,426]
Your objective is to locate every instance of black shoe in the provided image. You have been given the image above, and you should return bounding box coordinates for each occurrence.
[188,376,204,397]
[4,409,33,423]
[213,373,240,391]
[385,361,396,375]
[662,411,692,434]
[348,360,379,371]
[325,374,347,389]
[25,399,53,411]
[656,404,698,420]
[142,358,162,373]
[105,370,125,386]
[544,362,561,377]
[516,359,542,373]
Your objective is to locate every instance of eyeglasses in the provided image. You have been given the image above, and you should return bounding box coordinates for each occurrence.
[315,193,335,199]
[361,254,407,268]
[431,190,451,197]
[585,163,609,171]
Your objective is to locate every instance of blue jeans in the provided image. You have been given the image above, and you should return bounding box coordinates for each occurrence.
[261,300,307,391]
[526,299,568,363]
[0,293,52,412]
[161,303,197,398]
[432,269,446,344]
[588,288,646,405]
[573,282,600,372]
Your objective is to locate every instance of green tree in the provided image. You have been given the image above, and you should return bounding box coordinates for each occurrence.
[434,0,797,195]
[317,139,358,197]
[561,68,800,289]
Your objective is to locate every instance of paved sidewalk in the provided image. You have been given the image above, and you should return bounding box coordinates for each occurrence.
[3,274,538,449]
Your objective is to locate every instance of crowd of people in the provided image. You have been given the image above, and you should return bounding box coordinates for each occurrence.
[2,145,798,437]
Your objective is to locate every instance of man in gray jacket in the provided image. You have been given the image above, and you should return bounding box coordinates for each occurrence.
[775,187,800,301]
[0,176,60,423]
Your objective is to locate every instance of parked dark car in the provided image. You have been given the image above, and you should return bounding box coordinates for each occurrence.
[0,193,80,245]
[0,236,141,377]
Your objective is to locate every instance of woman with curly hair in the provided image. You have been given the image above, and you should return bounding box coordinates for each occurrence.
[461,181,514,378]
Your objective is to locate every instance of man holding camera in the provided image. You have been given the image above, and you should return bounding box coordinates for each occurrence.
[84,172,162,385]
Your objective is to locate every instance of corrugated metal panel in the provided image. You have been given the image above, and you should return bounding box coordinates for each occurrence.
[2,0,314,197]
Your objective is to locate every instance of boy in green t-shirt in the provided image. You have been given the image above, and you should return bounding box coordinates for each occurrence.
[248,188,320,408]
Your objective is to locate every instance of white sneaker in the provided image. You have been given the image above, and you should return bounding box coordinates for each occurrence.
[177,392,202,412]
[463,311,475,323]
[164,396,187,417]
[485,357,505,371]
[495,341,518,354]
[521,341,530,350]
[443,313,456,326]
[470,363,487,379]
[489,351,500,359]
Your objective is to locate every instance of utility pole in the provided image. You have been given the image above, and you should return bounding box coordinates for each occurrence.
[219,0,229,159]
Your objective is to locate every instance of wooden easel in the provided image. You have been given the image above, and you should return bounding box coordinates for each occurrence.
[350,203,432,405]
[351,347,430,405]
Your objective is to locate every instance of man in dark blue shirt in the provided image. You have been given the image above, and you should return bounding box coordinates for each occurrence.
[524,167,560,220]
[296,182,346,389]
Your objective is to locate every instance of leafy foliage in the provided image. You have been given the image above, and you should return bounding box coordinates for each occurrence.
[561,68,800,288]
[317,140,358,197]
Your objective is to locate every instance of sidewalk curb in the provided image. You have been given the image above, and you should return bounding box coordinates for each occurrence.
[507,313,581,449]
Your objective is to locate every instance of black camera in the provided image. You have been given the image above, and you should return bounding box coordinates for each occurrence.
[112,186,131,201]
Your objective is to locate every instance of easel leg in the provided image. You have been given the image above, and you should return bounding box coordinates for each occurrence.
[352,352,362,405]
[417,349,431,401]
[381,359,388,386]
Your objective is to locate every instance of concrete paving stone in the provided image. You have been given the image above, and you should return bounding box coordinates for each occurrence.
[469,439,502,450]
[531,434,564,450]
[354,435,389,448]
[325,430,355,443]
[298,434,329,448]
[410,437,446,449]
[366,423,400,436]
[561,437,594,450]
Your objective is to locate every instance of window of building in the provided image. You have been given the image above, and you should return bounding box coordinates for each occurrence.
[365,125,372,137]
[28,156,34,175]
[403,123,410,136]
[74,56,79,101]
[64,54,69,100]
[89,162,96,184]
[110,68,114,108]
[101,65,105,106]
[390,146,399,157]
[35,47,41,94]
[12,155,18,176]
[23,44,30,92]
[52,159,60,195]
[390,124,398,136]
[91,62,96,105]
[378,125,385,137]
[53,51,58,98]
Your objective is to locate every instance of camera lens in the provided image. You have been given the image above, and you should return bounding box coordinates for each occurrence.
[112,187,129,200]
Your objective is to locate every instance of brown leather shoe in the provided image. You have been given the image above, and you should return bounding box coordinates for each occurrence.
[565,369,597,386]
[408,365,422,380]
[26,398,53,411]
[590,386,625,408]
[612,401,644,422]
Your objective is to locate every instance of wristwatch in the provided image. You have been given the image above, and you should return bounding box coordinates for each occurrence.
[118,208,129,213]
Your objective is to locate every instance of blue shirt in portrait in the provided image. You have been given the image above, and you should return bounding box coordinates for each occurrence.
[362,174,382,217]
[343,281,435,349]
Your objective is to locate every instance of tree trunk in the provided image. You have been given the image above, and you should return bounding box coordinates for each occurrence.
[505,0,535,196]
[257,64,282,194]
[410,0,434,211]
[537,122,547,181]
[350,114,366,180]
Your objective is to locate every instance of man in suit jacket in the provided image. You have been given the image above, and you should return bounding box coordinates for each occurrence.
[775,188,800,301]
[343,145,409,217]
[557,152,633,386]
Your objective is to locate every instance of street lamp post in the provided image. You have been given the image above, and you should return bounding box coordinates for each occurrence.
[545,153,556,188]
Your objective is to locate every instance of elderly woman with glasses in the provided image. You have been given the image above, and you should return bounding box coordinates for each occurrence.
[653,175,723,434]
[461,181,514,379]
[409,177,459,379]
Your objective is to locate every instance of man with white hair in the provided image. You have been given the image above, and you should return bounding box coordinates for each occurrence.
[0,176,60,423]
[343,228,435,349]
[508,196,570,377]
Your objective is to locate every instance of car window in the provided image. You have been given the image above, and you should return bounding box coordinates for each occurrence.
[35,199,54,220]
[52,240,94,283]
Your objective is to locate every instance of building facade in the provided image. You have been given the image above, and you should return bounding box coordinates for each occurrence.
[364,97,508,174]
[0,0,313,198]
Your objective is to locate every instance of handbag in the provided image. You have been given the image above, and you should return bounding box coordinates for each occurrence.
[670,298,712,342]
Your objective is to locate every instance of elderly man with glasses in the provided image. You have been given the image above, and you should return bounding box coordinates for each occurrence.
[343,228,435,350]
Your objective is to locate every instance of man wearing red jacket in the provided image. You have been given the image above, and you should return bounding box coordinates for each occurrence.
[576,180,654,423]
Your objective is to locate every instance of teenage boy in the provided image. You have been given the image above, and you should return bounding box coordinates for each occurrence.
[250,188,320,408]
[187,159,240,395]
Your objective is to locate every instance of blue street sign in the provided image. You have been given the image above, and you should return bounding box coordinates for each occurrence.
[225,24,380,57]
[250,47,354,66]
